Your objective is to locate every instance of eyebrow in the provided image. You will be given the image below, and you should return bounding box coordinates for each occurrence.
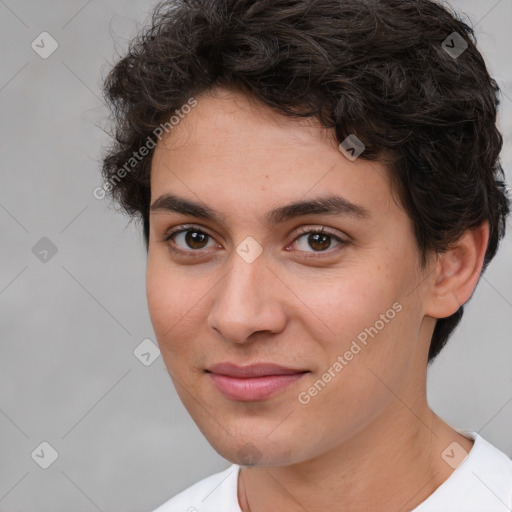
[150,193,370,226]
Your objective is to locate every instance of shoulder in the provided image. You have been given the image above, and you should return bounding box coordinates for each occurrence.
[151,463,242,512]
[472,433,512,474]
[414,431,512,511]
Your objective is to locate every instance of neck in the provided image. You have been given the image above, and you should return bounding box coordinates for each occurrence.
[238,401,474,512]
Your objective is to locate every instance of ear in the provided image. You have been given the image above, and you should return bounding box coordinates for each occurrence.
[425,221,489,319]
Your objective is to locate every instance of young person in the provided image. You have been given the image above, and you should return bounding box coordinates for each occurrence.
[100,0,512,510]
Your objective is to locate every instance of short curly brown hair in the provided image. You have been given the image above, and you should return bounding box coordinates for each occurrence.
[100,0,510,363]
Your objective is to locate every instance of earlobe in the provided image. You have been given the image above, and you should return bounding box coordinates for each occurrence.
[425,221,489,319]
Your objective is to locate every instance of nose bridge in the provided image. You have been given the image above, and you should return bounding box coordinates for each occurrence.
[207,247,284,343]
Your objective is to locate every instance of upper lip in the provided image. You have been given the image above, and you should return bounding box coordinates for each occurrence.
[206,362,308,378]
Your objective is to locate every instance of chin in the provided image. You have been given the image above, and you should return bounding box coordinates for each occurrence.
[207,432,303,467]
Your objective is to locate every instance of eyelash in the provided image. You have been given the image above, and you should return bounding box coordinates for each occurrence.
[162,224,347,259]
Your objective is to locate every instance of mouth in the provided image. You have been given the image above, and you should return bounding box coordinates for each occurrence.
[205,362,309,401]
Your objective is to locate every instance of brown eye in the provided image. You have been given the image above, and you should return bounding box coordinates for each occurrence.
[183,230,209,249]
[293,228,345,255]
[307,232,331,251]
[164,228,216,251]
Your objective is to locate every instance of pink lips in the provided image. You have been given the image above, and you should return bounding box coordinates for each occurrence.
[206,362,308,401]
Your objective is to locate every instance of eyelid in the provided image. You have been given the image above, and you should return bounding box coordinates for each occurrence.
[293,225,344,240]
[164,223,215,241]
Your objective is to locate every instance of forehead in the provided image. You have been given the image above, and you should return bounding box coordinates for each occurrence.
[156,87,339,157]
[150,88,398,223]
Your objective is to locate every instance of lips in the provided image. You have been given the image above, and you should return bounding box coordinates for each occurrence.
[206,362,309,401]
[206,362,309,377]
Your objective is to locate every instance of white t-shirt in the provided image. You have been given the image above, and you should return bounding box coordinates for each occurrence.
[152,430,512,512]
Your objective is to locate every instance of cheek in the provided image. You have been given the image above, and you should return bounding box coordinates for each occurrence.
[300,258,414,378]
[293,278,412,441]
[146,263,170,336]
[145,255,218,370]
[146,259,192,350]
[303,264,395,335]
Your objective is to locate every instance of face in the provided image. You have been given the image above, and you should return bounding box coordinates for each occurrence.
[146,87,435,467]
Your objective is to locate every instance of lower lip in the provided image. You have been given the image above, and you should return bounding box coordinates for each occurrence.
[207,372,307,401]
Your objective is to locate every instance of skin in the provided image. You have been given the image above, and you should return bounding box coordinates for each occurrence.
[146,87,489,511]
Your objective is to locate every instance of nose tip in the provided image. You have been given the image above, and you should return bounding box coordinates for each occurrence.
[207,255,286,344]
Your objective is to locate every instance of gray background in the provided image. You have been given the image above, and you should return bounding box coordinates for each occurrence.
[0,1,511,511]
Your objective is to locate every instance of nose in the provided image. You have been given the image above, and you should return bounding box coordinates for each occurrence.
[207,250,287,344]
